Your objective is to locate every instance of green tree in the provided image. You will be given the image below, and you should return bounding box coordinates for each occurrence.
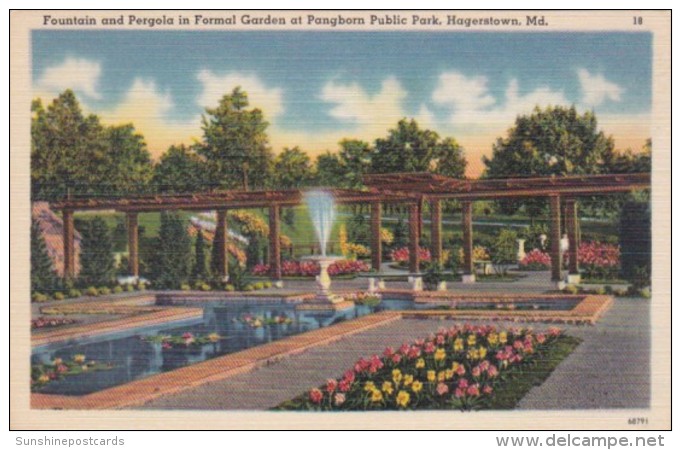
[198,87,273,190]
[191,230,209,282]
[371,119,467,177]
[100,124,153,195]
[483,106,617,217]
[31,90,108,200]
[337,139,373,188]
[150,212,192,289]
[31,219,58,293]
[491,229,518,276]
[272,147,313,188]
[314,151,345,187]
[153,144,205,193]
[78,217,116,287]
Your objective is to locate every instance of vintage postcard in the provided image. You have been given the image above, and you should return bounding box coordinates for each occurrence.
[10,10,670,430]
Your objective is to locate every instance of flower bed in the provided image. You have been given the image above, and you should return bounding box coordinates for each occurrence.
[32,317,80,329]
[277,325,572,411]
[251,260,370,277]
[31,355,113,391]
[344,292,382,308]
[519,249,551,271]
[390,247,432,265]
[577,241,620,279]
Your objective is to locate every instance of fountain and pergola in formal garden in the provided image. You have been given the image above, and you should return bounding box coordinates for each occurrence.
[52,172,650,296]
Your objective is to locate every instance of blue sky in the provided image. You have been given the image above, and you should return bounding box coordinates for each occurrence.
[32,30,652,175]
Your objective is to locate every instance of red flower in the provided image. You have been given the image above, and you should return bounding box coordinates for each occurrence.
[326,378,337,394]
[309,388,323,404]
[466,384,481,397]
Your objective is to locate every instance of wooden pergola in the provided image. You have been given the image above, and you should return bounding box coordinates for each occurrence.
[52,172,650,287]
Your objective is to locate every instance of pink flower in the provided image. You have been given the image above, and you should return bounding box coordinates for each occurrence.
[383,347,394,358]
[309,388,323,404]
[424,342,436,354]
[399,343,410,355]
[436,334,445,345]
[536,334,546,344]
[471,366,481,378]
[339,379,351,392]
[455,364,466,376]
[392,354,402,364]
[334,393,346,406]
[487,365,499,378]
[407,346,421,359]
[343,370,355,384]
[454,388,465,398]
[483,385,493,395]
[326,379,337,394]
[467,384,480,397]
[436,383,449,396]
[56,364,68,373]
[458,378,469,389]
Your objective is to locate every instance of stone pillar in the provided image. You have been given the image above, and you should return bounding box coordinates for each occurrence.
[549,195,563,285]
[408,202,420,274]
[370,201,382,272]
[62,209,75,280]
[461,200,475,283]
[126,212,139,278]
[269,204,282,284]
[565,199,580,284]
[215,210,229,281]
[430,198,442,266]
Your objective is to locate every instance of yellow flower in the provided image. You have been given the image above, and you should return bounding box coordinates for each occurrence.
[427,370,436,382]
[382,381,394,395]
[415,358,425,369]
[403,374,414,386]
[52,358,62,366]
[451,361,461,372]
[207,333,221,343]
[434,348,446,362]
[499,332,508,344]
[364,381,376,392]
[453,338,464,351]
[370,389,383,403]
[437,371,446,382]
[38,374,50,383]
[412,380,423,393]
[479,346,488,359]
[467,334,477,346]
[467,348,480,360]
[445,369,454,380]
[392,369,403,385]
[72,354,86,364]
[396,390,410,408]
[487,333,499,346]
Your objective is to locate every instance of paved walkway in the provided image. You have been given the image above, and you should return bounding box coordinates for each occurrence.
[137,296,650,411]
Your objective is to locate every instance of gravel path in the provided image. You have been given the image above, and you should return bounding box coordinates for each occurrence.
[137,296,650,411]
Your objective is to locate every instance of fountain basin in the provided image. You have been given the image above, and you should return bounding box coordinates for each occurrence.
[297,255,354,311]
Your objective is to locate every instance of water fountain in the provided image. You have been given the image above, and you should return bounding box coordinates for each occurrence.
[297,190,353,311]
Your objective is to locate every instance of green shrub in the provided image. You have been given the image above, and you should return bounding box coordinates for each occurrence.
[604,285,614,295]
[200,283,211,291]
[594,287,606,295]
[253,282,264,290]
[180,283,191,291]
[614,288,628,296]
[67,289,82,298]
[422,263,445,291]
[224,284,235,292]
[136,282,146,291]
[31,292,49,303]
[243,284,255,292]
[639,287,651,299]
[98,287,111,296]
[263,281,272,289]
[125,284,134,292]
[113,286,123,294]
[53,292,65,301]
[85,286,99,297]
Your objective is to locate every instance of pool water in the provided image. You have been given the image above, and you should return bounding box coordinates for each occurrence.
[31,298,577,396]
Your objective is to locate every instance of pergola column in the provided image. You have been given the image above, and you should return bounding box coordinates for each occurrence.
[62,209,75,280]
[269,204,282,284]
[215,210,229,281]
[549,195,563,285]
[370,201,382,272]
[408,202,421,274]
[565,199,580,284]
[461,200,475,283]
[430,198,442,266]
[126,212,139,278]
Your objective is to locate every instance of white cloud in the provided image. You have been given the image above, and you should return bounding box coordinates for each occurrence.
[433,71,570,127]
[320,76,407,127]
[577,69,623,106]
[196,70,284,118]
[35,57,102,99]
